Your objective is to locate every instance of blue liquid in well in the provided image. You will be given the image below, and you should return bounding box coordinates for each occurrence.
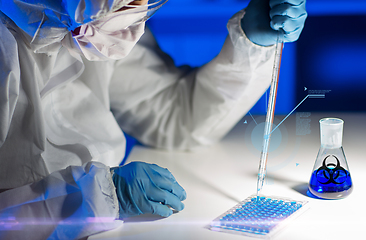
[309,169,353,199]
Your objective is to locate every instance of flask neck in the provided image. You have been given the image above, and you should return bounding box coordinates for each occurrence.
[320,142,342,149]
[320,118,343,149]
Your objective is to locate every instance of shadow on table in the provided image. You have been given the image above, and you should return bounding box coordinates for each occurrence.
[292,183,310,197]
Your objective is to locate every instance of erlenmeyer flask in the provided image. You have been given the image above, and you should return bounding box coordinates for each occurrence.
[309,118,353,199]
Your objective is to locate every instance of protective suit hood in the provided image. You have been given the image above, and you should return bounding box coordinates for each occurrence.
[0,0,134,53]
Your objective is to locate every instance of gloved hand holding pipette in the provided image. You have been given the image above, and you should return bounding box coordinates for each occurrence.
[241,0,307,199]
[241,0,308,46]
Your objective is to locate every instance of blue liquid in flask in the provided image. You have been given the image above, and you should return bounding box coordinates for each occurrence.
[309,169,353,199]
[309,118,353,199]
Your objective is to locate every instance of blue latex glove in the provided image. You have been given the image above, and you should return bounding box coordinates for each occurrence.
[111,161,187,218]
[241,0,307,46]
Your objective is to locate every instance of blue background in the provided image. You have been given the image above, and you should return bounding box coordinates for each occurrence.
[148,0,366,114]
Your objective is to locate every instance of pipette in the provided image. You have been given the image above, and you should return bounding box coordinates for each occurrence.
[256,35,284,201]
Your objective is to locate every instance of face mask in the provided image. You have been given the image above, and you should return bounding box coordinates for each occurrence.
[62,9,147,61]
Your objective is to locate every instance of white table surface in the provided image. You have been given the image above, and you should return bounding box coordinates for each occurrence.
[90,112,366,240]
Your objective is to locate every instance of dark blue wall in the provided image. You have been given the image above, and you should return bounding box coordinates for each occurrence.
[296,14,366,112]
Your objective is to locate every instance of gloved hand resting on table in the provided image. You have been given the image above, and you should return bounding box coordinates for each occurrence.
[111,161,187,218]
[242,0,307,46]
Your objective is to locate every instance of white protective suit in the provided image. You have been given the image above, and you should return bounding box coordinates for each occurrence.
[0,0,275,238]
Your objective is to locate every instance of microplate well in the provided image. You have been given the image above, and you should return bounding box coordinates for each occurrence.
[209,195,309,239]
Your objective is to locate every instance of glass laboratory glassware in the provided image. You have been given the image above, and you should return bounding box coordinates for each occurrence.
[309,118,353,199]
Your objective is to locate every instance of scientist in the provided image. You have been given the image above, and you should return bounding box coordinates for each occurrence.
[0,0,307,239]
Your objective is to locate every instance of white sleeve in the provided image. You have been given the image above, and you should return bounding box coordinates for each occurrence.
[0,162,122,240]
[109,9,276,150]
[0,17,20,146]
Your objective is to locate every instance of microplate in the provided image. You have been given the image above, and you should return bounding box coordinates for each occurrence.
[208,195,309,239]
